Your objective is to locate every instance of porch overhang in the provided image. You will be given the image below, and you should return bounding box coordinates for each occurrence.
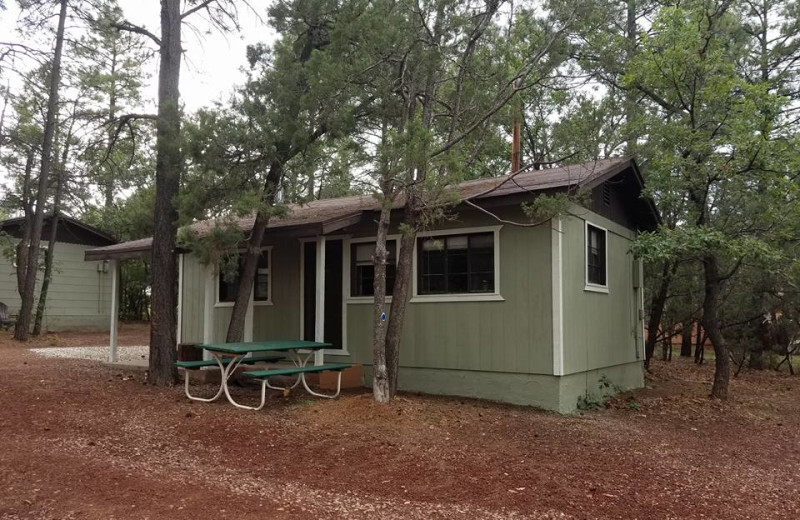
[83,210,365,262]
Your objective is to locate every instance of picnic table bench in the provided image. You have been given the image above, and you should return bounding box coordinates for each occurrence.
[176,340,351,411]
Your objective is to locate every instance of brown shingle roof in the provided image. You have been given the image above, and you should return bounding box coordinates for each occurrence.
[85,157,636,261]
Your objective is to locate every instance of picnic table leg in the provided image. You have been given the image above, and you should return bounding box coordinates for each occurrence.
[182,368,226,402]
[299,368,343,399]
[292,349,343,399]
[182,352,245,403]
[215,352,269,411]
[262,350,311,394]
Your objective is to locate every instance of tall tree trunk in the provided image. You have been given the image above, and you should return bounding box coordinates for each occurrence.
[104,44,119,209]
[379,2,445,399]
[225,17,332,341]
[14,0,68,341]
[644,260,675,369]
[33,111,74,335]
[15,150,35,297]
[147,0,182,385]
[383,200,420,397]
[371,201,392,402]
[680,322,693,357]
[225,169,278,343]
[702,255,730,399]
[32,153,66,336]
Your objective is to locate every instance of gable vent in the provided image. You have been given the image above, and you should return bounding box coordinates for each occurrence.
[602,182,612,207]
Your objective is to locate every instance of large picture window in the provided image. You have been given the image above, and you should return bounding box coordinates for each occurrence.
[218,250,271,304]
[586,224,607,287]
[351,240,397,297]
[417,232,494,295]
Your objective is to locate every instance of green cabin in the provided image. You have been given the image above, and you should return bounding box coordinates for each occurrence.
[1,215,117,332]
[86,158,660,412]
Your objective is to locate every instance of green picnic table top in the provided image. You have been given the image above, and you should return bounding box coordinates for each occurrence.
[200,340,332,354]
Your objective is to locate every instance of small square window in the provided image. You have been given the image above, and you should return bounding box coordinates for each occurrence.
[218,250,271,303]
[351,241,397,297]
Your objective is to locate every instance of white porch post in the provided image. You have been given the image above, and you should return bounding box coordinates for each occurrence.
[551,216,564,376]
[203,265,216,361]
[176,254,184,346]
[244,286,254,342]
[314,237,326,365]
[108,259,119,363]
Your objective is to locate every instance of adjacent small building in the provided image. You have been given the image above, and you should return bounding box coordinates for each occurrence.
[87,158,660,412]
[1,215,116,332]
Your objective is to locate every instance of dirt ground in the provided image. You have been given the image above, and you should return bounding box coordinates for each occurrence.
[1,327,799,519]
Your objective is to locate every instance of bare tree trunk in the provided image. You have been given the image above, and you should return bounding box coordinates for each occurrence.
[225,166,279,343]
[371,202,392,403]
[383,202,419,397]
[226,142,324,341]
[147,0,181,385]
[32,158,65,336]
[33,110,75,335]
[702,255,730,399]
[14,0,68,341]
[680,322,693,357]
[104,45,119,209]
[15,150,35,297]
[645,260,675,369]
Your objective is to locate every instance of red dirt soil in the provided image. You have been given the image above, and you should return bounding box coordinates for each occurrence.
[1,328,799,519]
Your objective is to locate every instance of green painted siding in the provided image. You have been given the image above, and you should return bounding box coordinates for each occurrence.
[342,212,553,375]
[179,253,206,344]
[561,209,642,376]
[0,241,112,331]
[252,241,301,341]
[363,365,562,410]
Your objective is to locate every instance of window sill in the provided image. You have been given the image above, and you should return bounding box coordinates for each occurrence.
[253,300,274,306]
[410,294,505,303]
[584,284,609,294]
[346,296,393,304]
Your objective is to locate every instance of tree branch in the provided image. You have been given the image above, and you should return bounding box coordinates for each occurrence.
[182,0,218,20]
[111,21,161,46]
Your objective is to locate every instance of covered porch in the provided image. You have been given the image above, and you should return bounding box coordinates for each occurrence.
[83,207,367,364]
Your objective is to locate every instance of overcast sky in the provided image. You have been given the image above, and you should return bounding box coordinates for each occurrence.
[0,1,276,112]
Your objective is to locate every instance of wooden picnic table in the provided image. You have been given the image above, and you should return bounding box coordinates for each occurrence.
[175,340,350,411]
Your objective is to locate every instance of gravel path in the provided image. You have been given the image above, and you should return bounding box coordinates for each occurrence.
[30,345,149,362]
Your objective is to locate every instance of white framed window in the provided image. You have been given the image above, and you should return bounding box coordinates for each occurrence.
[585,221,608,293]
[411,226,504,303]
[216,247,273,306]
[345,236,400,303]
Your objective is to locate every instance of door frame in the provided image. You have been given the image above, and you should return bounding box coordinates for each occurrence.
[299,235,349,355]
